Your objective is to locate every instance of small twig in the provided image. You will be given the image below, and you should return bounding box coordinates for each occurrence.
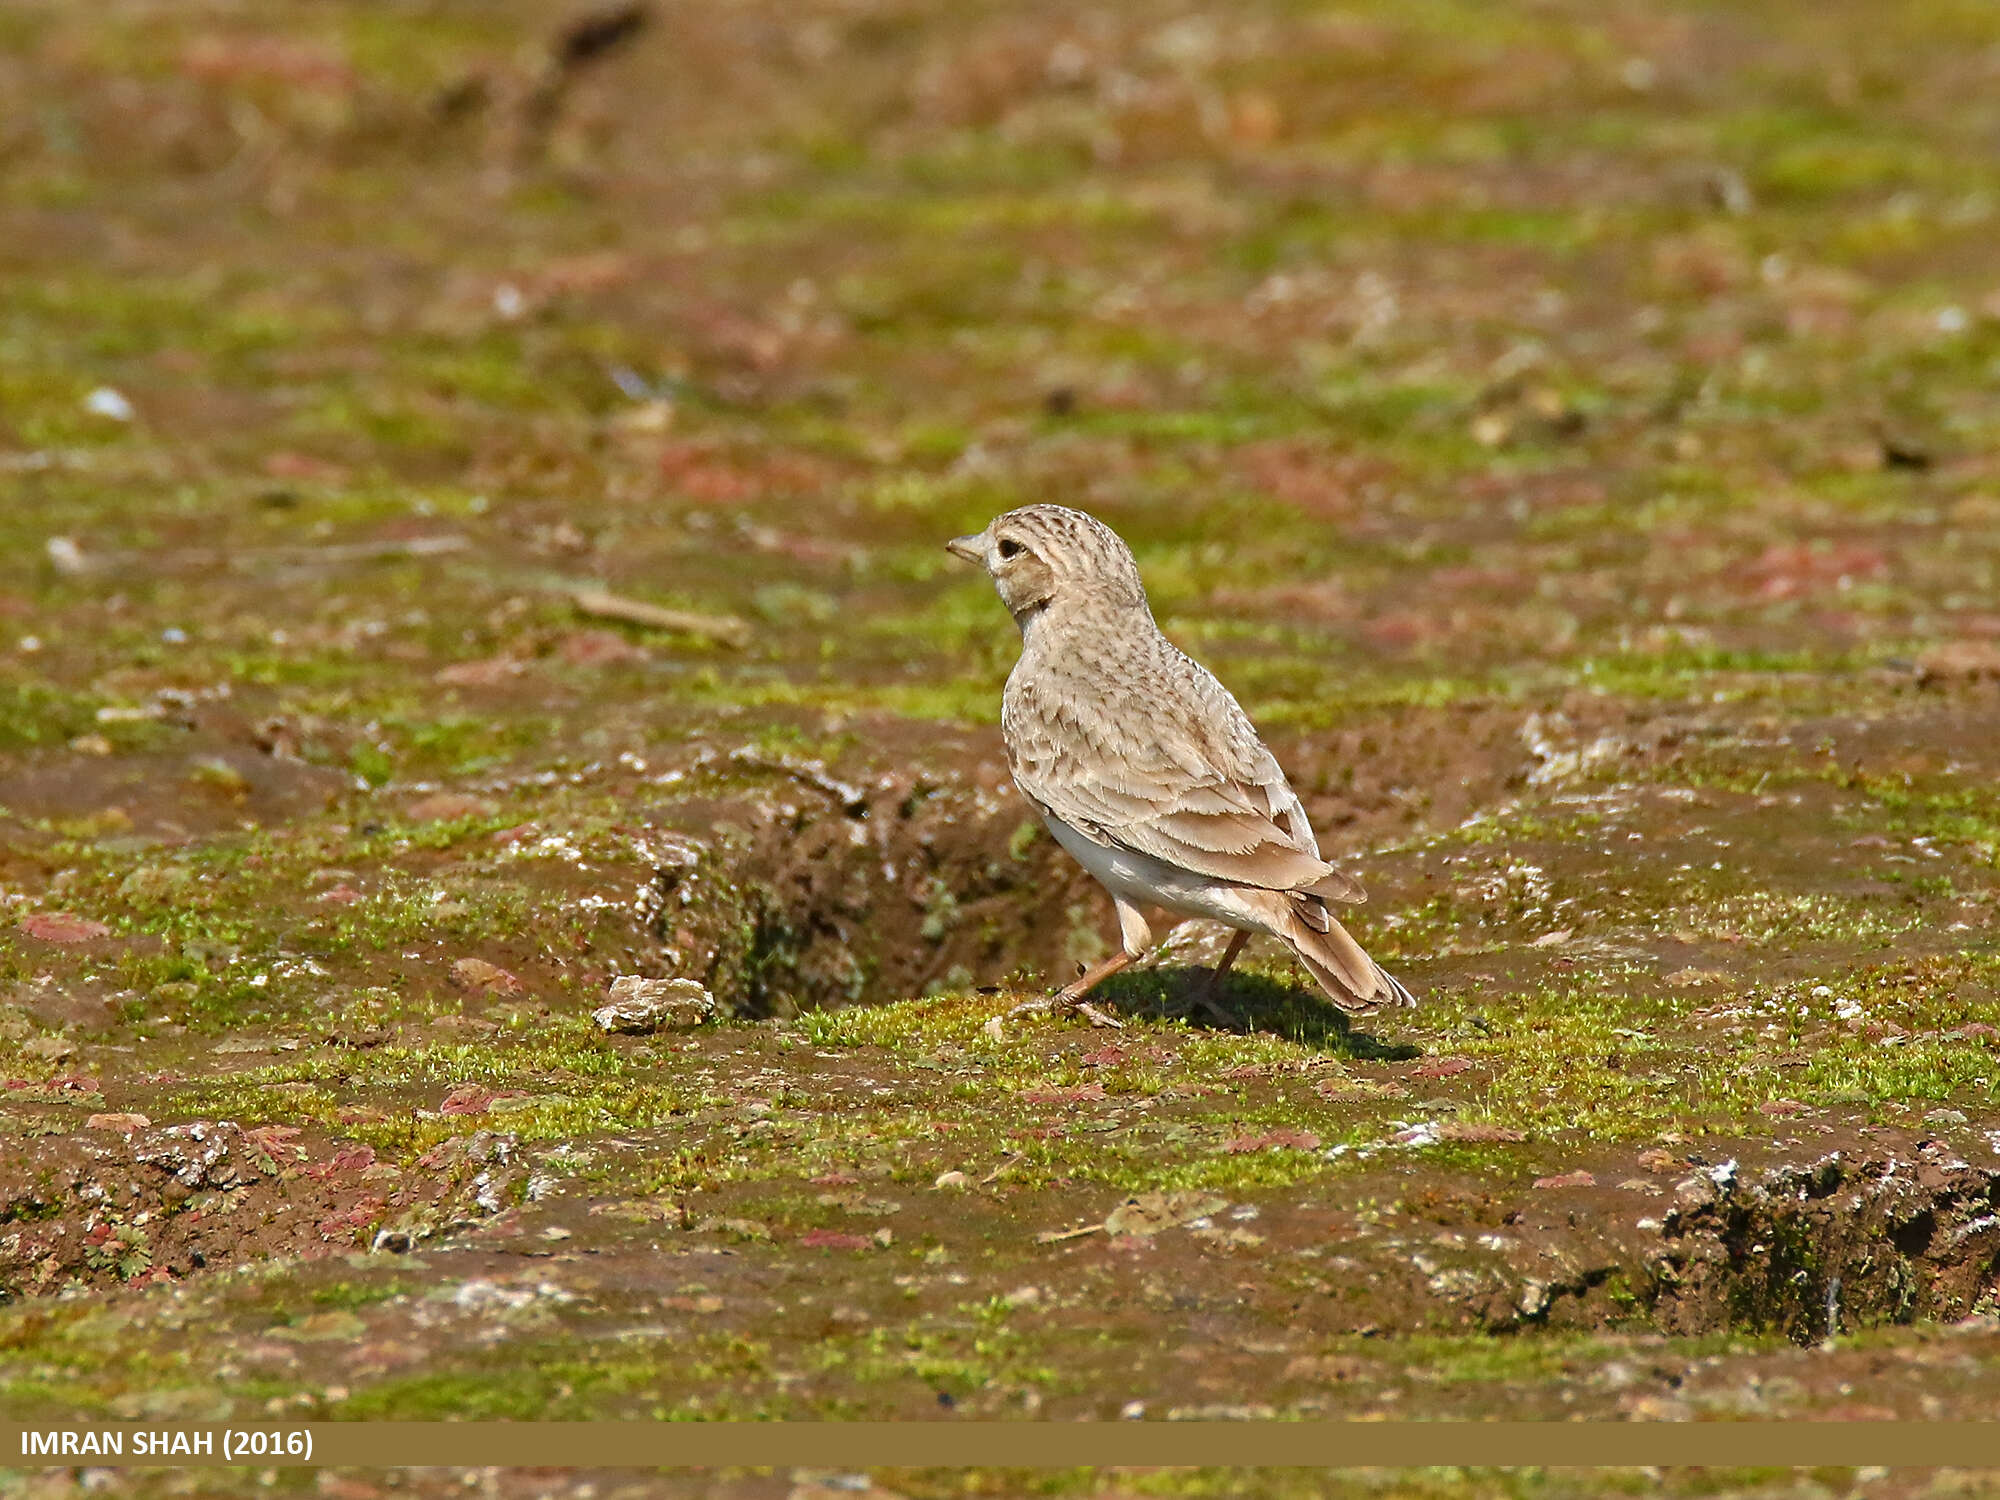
[1034,1221,1106,1245]
[243,535,472,568]
[979,1152,1024,1187]
[44,533,473,579]
[571,587,750,647]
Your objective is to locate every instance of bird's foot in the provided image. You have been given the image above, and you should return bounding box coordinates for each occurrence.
[1161,972,1244,1031]
[998,952,1134,1031]
[1001,991,1124,1030]
[1071,998,1125,1030]
[1166,990,1242,1031]
[1191,992,1243,1031]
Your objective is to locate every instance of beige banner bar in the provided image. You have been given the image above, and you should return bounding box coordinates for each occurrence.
[6,1422,2000,1468]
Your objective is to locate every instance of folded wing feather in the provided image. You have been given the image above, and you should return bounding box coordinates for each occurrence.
[1004,644,1367,903]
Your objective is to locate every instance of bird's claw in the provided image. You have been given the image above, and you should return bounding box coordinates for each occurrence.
[999,993,1125,1030]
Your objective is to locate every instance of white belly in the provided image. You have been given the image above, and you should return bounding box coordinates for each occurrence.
[1042,815,1284,938]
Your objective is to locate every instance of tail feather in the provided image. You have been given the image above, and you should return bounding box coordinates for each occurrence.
[1281,896,1415,1015]
[1300,867,1367,906]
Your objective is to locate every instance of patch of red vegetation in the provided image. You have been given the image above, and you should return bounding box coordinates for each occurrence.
[434,656,527,688]
[1229,440,1390,518]
[448,958,526,997]
[5,1075,101,1095]
[316,1198,390,1238]
[1458,469,1606,514]
[439,1084,526,1116]
[1412,1056,1475,1079]
[1746,541,1889,601]
[535,252,637,300]
[262,451,350,483]
[1429,566,1529,595]
[19,912,110,944]
[1532,1170,1596,1190]
[181,35,356,93]
[1221,1127,1322,1153]
[86,1113,151,1134]
[1021,1083,1108,1104]
[245,1125,307,1164]
[799,1229,874,1250]
[1209,580,1356,623]
[657,440,830,503]
[559,629,648,666]
[307,1144,378,1180]
[406,793,498,823]
[1361,611,1443,651]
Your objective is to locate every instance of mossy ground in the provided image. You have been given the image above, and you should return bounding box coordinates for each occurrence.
[4,0,2000,1494]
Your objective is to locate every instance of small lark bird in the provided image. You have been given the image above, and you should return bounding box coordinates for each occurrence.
[948,504,1415,1028]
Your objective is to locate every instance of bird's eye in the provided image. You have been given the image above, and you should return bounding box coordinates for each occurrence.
[997,538,1025,560]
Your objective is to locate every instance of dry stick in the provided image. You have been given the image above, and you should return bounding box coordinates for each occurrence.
[47,533,474,578]
[979,1152,1024,1187]
[1033,1221,1107,1245]
[244,535,474,568]
[571,587,751,648]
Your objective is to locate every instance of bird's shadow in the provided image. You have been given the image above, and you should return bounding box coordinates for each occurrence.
[1090,965,1419,1061]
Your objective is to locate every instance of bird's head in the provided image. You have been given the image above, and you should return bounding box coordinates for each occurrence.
[945,504,1147,627]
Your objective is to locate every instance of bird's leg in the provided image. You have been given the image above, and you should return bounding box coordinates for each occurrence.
[1193,930,1251,1029]
[1209,930,1250,986]
[1005,900,1148,1029]
[1157,927,1250,1028]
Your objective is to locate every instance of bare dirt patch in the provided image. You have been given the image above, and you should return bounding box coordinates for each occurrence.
[0,1120,513,1297]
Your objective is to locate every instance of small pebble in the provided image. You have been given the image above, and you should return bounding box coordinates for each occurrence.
[84,387,134,421]
[593,975,714,1033]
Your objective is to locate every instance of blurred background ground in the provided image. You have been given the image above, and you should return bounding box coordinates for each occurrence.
[3,0,2000,1475]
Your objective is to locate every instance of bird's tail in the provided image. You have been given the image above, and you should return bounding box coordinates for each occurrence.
[1280,894,1416,1016]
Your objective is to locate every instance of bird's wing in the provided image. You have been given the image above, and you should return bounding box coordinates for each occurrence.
[1004,641,1366,903]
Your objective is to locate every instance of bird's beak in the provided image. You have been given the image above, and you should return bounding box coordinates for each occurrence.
[945,534,985,565]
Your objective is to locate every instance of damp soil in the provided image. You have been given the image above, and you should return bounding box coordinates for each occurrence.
[5,0,2000,1484]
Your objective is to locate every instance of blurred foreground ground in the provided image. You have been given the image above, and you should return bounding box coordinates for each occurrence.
[4,0,2000,1495]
